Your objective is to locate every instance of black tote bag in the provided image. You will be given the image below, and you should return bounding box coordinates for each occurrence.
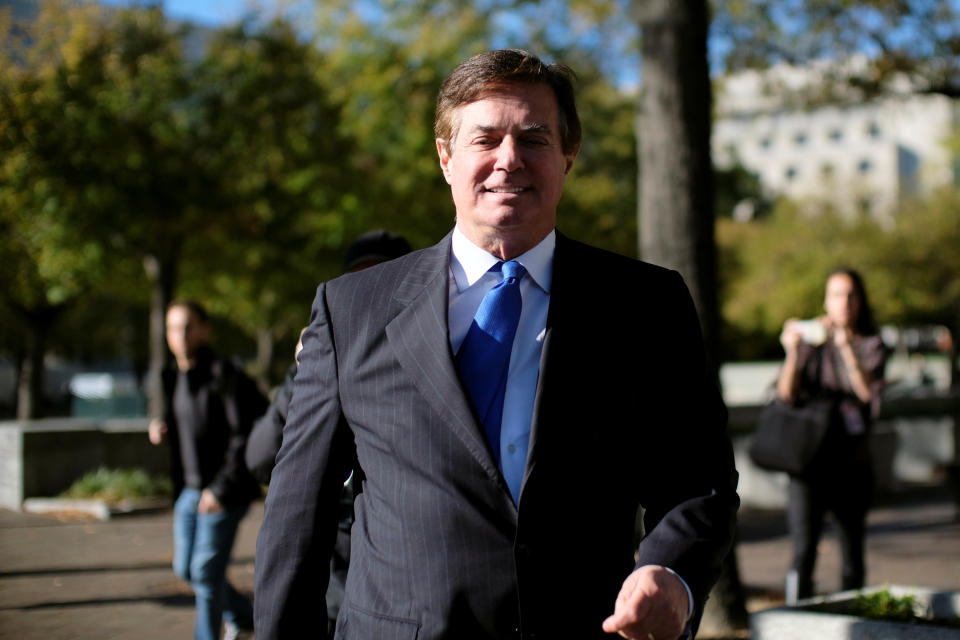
[749,346,837,475]
[748,398,836,475]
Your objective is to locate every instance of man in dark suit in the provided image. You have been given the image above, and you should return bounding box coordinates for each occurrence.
[254,49,739,640]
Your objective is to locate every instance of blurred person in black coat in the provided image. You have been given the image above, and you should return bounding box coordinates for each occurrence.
[149,300,267,640]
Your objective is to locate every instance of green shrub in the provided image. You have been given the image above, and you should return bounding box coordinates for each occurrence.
[847,590,917,623]
[60,467,172,503]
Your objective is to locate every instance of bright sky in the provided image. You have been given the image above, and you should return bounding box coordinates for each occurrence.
[101,0,284,26]
[163,0,247,24]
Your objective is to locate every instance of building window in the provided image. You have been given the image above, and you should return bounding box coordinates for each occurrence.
[898,145,920,198]
[858,159,872,174]
[867,122,881,139]
[760,137,772,150]
[794,132,808,146]
[858,197,872,215]
[828,128,843,142]
[821,163,835,178]
[785,166,798,181]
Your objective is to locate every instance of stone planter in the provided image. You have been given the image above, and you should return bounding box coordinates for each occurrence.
[751,585,960,639]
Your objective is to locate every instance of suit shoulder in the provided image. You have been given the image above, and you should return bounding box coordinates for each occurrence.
[557,234,681,285]
[326,245,436,294]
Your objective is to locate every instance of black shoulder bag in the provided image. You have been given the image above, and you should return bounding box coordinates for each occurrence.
[748,348,837,475]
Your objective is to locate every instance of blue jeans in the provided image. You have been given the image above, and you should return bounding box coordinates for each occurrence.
[173,488,252,640]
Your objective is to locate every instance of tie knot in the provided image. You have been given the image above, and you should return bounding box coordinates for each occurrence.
[500,260,526,282]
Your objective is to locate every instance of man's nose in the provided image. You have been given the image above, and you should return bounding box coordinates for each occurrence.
[494,137,523,171]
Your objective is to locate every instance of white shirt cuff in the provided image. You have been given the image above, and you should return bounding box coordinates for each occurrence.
[662,566,695,625]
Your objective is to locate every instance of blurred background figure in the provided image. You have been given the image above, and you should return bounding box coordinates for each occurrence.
[244,229,412,481]
[149,300,267,640]
[776,268,888,603]
[244,229,411,635]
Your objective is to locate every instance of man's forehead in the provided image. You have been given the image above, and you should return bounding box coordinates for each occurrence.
[452,85,560,132]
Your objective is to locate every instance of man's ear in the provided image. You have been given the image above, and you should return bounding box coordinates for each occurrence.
[563,144,579,177]
[437,138,454,185]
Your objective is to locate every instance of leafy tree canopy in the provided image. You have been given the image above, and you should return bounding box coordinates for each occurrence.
[717,188,960,360]
[712,1,960,99]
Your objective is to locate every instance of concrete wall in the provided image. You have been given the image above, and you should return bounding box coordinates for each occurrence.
[0,418,168,510]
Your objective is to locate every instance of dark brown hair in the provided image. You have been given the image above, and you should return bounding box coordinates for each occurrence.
[827,267,877,335]
[435,49,581,155]
[167,299,209,324]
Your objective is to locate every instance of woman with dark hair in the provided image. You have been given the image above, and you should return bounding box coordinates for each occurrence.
[775,267,887,602]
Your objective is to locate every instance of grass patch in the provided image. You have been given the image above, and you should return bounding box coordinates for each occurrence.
[60,467,172,503]
[846,590,917,623]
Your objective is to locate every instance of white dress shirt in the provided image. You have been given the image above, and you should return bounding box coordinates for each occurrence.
[448,226,553,503]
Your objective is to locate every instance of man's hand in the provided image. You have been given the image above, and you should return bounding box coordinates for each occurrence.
[148,419,167,445]
[602,565,689,640]
[198,488,224,514]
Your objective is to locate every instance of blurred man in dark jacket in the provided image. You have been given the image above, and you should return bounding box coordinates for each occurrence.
[149,300,267,640]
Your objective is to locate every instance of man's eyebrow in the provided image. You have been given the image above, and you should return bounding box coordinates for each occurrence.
[466,123,553,135]
[520,123,552,134]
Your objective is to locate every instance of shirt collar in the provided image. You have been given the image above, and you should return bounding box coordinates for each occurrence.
[451,226,554,294]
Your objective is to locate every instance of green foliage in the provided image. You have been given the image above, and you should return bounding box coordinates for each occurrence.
[176,18,358,341]
[1,3,361,385]
[557,56,638,257]
[712,1,960,100]
[311,0,490,248]
[60,467,172,502]
[715,162,765,220]
[717,188,960,360]
[311,0,638,257]
[0,4,114,316]
[847,589,918,623]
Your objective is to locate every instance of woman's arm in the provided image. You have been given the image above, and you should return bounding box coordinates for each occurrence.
[776,319,803,403]
[834,327,874,404]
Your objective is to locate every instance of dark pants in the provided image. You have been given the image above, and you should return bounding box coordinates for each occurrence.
[786,434,872,600]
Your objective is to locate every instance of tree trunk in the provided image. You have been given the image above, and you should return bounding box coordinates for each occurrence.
[14,306,60,420]
[697,537,749,635]
[632,1,748,634]
[143,250,178,418]
[634,0,719,364]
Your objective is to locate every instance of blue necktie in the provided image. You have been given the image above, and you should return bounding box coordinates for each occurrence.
[456,261,526,478]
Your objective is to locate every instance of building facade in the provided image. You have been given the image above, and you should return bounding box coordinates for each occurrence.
[712,64,959,224]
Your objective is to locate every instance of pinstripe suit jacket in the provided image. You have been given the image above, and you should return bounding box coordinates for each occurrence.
[254,231,739,640]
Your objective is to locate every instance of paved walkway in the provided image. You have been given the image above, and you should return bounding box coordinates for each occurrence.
[1,490,957,639]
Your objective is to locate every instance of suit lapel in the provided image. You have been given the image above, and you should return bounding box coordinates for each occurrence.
[385,235,504,485]
[522,232,580,494]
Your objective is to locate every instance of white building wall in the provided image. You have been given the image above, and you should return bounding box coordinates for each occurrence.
[713,69,958,221]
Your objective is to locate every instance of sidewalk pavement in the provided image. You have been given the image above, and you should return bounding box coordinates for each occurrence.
[1,490,957,640]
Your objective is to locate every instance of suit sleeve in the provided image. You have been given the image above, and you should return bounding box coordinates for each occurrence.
[634,271,739,627]
[254,283,355,639]
[244,364,296,484]
[207,366,267,506]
